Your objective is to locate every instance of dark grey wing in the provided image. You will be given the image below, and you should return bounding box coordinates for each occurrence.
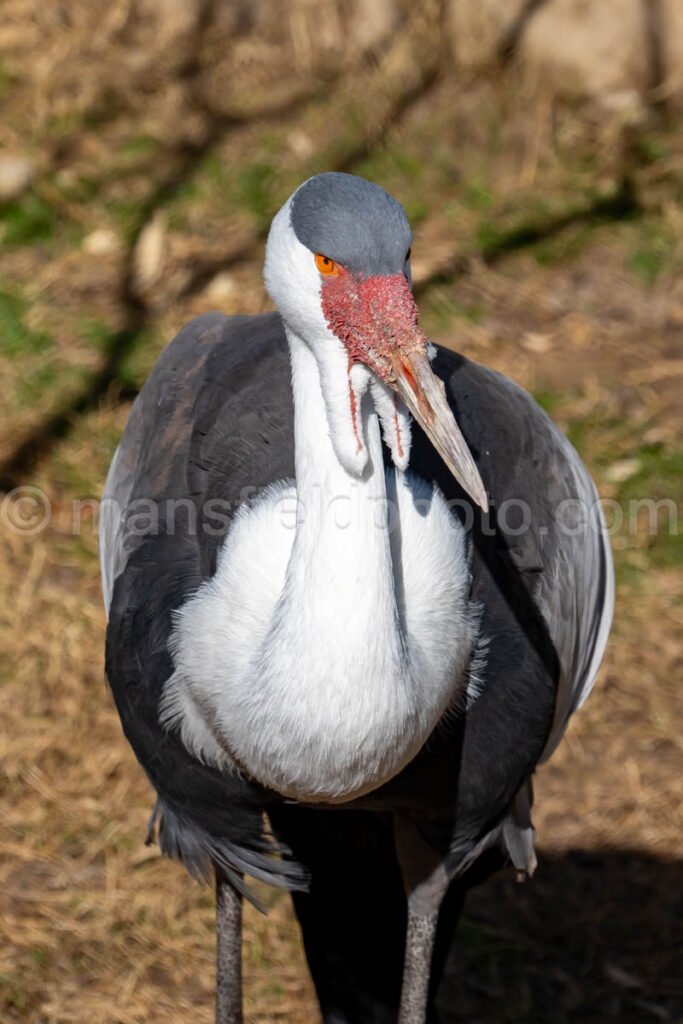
[101,311,295,608]
[450,351,613,872]
[100,312,305,893]
[100,443,132,611]
[99,311,229,611]
[380,346,613,876]
[442,349,613,756]
[500,406,613,871]
[533,426,614,761]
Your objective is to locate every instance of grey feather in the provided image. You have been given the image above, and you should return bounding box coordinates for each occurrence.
[535,431,614,762]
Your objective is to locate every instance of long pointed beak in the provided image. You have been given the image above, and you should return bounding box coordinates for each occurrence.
[389,349,489,512]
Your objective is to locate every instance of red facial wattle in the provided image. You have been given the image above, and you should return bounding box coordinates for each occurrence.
[318,264,488,511]
[320,271,426,381]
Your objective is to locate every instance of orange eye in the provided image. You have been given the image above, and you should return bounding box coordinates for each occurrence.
[315,253,339,276]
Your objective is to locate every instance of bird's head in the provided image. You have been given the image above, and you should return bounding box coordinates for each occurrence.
[264,172,487,510]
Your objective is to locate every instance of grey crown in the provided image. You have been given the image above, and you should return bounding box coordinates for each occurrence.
[290,171,412,277]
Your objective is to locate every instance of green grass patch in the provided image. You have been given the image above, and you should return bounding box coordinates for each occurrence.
[475,198,573,260]
[614,444,682,571]
[568,409,682,577]
[201,151,230,189]
[118,134,160,159]
[56,173,101,204]
[78,317,119,353]
[44,109,83,141]
[532,221,597,266]
[0,290,53,357]
[629,227,678,284]
[16,362,59,404]
[28,947,51,968]
[0,964,43,1015]
[52,417,122,501]
[162,150,284,230]
[462,179,494,211]
[630,130,672,166]
[115,326,165,392]
[471,182,638,266]
[356,145,430,225]
[532,390,565,416]
[105,197,144,241]
[475,218,505,255]
[420,285,485,337]
[618,444,683,501]
[236,161,278,230]
[0,192,55,246]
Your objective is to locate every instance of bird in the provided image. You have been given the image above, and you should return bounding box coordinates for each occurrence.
[100,171,614,1024]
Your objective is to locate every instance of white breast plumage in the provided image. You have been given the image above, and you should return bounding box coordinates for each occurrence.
[161,465,479,803]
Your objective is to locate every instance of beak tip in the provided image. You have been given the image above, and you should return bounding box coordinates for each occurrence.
[390,346,490,514]
[465,476,488,514]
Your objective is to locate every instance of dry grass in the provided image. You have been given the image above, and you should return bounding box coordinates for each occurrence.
[1,3,682,1022]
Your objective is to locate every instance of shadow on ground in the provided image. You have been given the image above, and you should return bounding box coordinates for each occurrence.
[439,848,682,1023]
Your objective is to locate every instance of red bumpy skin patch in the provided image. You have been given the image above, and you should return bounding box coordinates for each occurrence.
[321,271,426,381]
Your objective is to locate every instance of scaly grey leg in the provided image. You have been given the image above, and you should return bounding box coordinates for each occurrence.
[394,815,450,1024]
[215,872,244,1024]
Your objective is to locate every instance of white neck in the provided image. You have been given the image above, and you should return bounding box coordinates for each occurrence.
[284,329,401,661]
[163,326,477,803]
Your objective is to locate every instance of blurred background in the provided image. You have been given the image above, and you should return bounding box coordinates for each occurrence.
[0,1,681,1021]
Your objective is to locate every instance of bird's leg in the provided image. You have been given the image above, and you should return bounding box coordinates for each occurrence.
[394,814,450,1024]
[215,871,244,1024]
